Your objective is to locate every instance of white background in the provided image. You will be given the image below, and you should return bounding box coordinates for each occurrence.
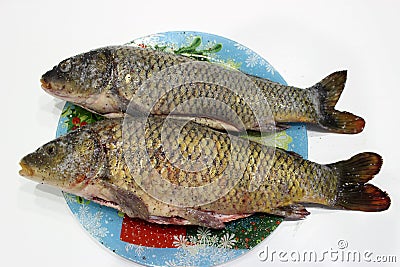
[1,0,399,266]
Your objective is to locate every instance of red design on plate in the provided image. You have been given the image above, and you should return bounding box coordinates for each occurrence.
[120,216,187,248]
[72,117,81,125]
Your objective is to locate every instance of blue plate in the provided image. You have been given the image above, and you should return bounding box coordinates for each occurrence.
[56,31,308,267]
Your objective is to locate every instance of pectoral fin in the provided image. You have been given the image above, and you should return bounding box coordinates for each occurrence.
[101,181,149,220]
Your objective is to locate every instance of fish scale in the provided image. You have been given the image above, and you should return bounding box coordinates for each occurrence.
[250,78,318,122]
[19,44,389,228]
[91,118,336,210]
[20,116,390,228]
[140,69,265,132]
[42,46,365,134]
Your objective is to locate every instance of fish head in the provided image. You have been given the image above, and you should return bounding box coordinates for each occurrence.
[41,48,113,103]
[19,128,105,192]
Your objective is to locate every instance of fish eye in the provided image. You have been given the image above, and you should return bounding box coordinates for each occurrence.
[45,144,57,156]
[59,59,72,73]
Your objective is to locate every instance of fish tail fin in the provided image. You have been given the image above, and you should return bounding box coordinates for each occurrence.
[312,71,365,134]
[328,152,390,212]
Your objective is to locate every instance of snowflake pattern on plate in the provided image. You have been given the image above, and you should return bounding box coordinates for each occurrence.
[233,42,275,74]
[76,205,109,241]
[56,31,308,267]
[167,228,241,266]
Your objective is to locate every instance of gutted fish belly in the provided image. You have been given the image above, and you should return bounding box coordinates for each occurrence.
[19,117,389,228]
[41,46,364,134]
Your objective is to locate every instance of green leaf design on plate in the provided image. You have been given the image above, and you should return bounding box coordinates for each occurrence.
[61,104,104,132]
[186,214,282,249]
[222,58,242,70]
[77,196,91,205]
[242,131,293,150]
[147,36,223,62]
[63,192,91,205]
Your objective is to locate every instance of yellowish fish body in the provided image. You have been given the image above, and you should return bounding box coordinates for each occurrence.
[41,46,365,134]
[19,117,389,228]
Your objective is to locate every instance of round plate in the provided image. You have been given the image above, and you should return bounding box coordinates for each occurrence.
[56,31,308,267]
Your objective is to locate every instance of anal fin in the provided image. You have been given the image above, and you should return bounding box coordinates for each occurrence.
[183,208,226,229]
[269,204,310,219]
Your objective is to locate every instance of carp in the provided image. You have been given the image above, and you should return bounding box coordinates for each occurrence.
[19,117,388,228]
[41,46,364,134]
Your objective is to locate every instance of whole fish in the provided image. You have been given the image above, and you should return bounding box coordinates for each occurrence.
[19,117,389,228]
[40,46,364,134]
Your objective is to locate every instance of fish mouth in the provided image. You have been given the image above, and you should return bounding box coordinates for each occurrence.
[40,78,52,90]
[40,78,74,100]
[19,160,34,177]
